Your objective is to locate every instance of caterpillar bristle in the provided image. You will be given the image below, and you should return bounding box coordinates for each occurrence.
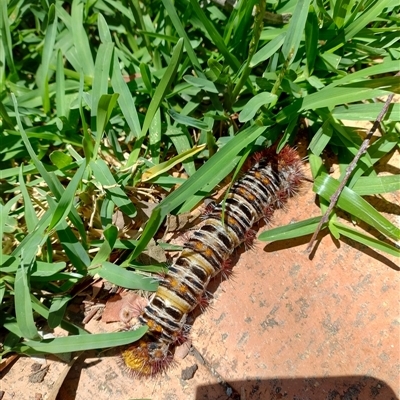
[262,205,275,223]
[219,258,234,281]
[274,188,289,209]
[196,292,212,312]
[172,324,191,345]
[243,229,257,250]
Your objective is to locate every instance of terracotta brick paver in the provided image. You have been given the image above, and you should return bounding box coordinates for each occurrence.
[192,183,399,400]
[1,158,399,400]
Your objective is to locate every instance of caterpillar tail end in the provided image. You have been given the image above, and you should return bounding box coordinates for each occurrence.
[121,335,175,378]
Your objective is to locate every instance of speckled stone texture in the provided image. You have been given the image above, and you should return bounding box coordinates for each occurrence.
[191,181,399,400]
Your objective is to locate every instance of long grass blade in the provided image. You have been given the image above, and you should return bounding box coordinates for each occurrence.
[15,260,40,340]
[48,161,87,232]
[23,328,148,354]
[314,174,400,241]
[281,0,312,64]
[332,221,399,258]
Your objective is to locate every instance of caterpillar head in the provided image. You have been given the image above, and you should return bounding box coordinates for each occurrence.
[277,146,305,196]
[277,145,301,167]
[122,335,174,378]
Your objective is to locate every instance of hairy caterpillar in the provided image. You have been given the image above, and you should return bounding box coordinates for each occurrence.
[122,146,304,377]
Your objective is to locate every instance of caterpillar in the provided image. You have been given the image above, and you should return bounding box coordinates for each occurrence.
[122,145,304,378]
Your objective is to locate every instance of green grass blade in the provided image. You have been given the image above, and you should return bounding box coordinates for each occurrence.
[11,95,87,242]
[56,50,66,117]
[351,176,400,196]
[91,43,114,118]
[111,53,141,137]
[130,0,154,55]
[70,1,94,77]
[2,319,23,339]
[277,86,392,123]
[93,93,119,158]
[125,38,184,167]
[90,261,158,291]
[332,221,399,258]
[11,208,51,262]
[11,94,58,194]
[140,62,153,94]
[1,195,21,248]
[250,32,286,68]
[100,197,114,228]
[48,173,88,245]
[97,13,112,43]
[15,260,40,340]
[367,132,398,166]
[18,168,39,232]
[140,38,183,138]
[48,160,87,232]
[48,295,71,329]
[308,119,334,156]
[50,151,74,170]
[165,125,196,175]
[314,174,400,241]
[0,281,5,305]
[183,76,219,94]
[30,295,88,336]
[149,109,162,164]
[104,0,135,23]
[0,100,14,129]
[324,60,399,89]
[332,103,400,121]
[259,216,323,242]
[239,92,277,123]
[124,206,164,264]
[46,196,90,273]
[23,328,148,354]
[31,260,67,277]
[1,255,18,273]
[142,144,206,182]
[188,0,241,71]
[90,224,118,266]
[0,0,16,76]
[344,76,399,93]
[168,109,209,130]
[344,0,392,41]
[161,0,204,76]
[304,7,318,75]
[90,159,137,218]
[333,0,351,29]
[38,5,57,113]
[281,0,311,63]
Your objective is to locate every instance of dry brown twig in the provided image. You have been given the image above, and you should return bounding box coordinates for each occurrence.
[306,71,400,253]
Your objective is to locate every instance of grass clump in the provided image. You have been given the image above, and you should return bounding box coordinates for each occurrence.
[0,0,399,359]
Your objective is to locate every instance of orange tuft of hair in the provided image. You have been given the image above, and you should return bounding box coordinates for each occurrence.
[122,336,175,378]
[278,145,301,166]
